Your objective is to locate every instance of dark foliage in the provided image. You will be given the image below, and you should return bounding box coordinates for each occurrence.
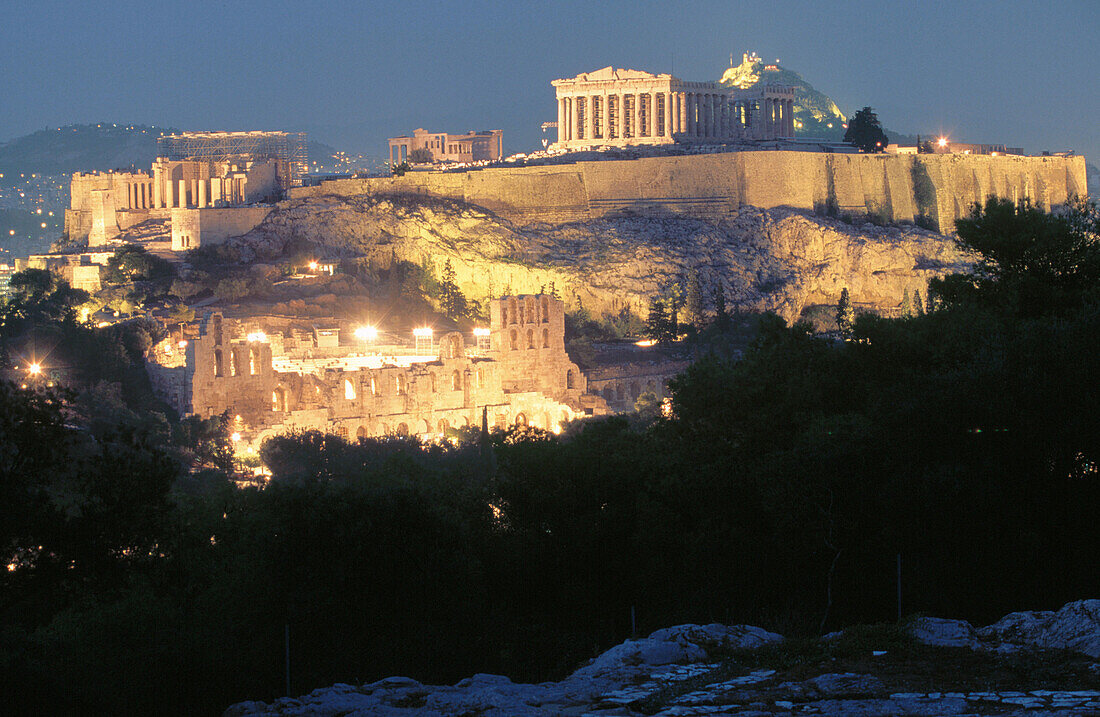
[844,107,889,153]
[2,200,1099,715]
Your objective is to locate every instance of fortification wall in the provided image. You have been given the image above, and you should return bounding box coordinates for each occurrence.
[292,152,1087,233]
[171,206,273,250]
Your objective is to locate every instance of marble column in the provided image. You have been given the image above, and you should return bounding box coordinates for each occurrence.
[153,170,162,208]
[165,177,174,209]
[557,98,565,143]
[678,93,687,136]
[631,95,639,139]
[647,94,656,137]
[198,179,207,208]
[788,99,795,136]
[574,96,583,142]
[179,179,187,208]
[584,96,593,141]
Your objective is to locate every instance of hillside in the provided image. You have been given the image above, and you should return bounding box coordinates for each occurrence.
[229,192,971,322]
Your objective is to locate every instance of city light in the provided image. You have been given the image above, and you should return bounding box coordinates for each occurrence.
[246,331,267,343]
[178,340,188,348]
[354,326,378,341]
[308,260,318,271]
[231,432,241,442]
[27,362,41,375]
[937,137,948,148]
[412,327,433,337]
[472,328,490,336]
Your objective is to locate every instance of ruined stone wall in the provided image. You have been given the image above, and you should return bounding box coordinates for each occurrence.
[149,297,604,448]
[171,206,274,250]
[293,152,1087,233]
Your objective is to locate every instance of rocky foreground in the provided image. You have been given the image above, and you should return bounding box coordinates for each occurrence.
[231,193,972,322]
[226,600,1100,716]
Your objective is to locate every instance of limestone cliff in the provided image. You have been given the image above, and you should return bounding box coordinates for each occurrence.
[232,193,972,322]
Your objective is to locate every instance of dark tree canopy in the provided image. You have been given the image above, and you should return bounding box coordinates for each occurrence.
[844,106,889,153]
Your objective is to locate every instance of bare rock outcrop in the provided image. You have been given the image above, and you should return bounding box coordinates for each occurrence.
[232,193,972,322]
[225,600,1100,716]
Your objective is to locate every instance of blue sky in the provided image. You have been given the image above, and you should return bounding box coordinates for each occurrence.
[2,0,1097,162]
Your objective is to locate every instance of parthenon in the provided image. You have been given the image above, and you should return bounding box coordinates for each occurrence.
[552,66,794,149]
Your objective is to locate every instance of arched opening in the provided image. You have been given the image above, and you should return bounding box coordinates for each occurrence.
[344,378,356,400]
[438,418,449,435]
[566,369,575,389]
[541,295,549,322]
[509,329,518,350]
[214,349,224,377]
[451,370,462,391]
[356,425,368,441]
[249,346,259,376]
[272,386,288,412]
[417,419,430,435]
[429,373,438,393]
[515,413,528,427]
[396,422,409,437]
[447,337,459,359]
[212,315,222,345]
[630,381,641,399]
[369,374,377,395]
[229,348,237,376]
[602,386,614,402]
[396,374,408,395]
[616,384,625,402]
[526,328,535,349]
[525,297,536,323]
[542,328,549,348]
[508,298,518,325]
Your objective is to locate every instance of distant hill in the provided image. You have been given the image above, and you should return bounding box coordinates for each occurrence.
[0,124,176,182]
[718,53,925,148]
[720,53,847,141]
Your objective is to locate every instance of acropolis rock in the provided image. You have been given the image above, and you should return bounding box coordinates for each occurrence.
[231,192,974,323]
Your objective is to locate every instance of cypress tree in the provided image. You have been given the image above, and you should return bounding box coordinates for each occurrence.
[836,287,855,337]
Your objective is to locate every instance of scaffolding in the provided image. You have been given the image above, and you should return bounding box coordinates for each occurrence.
[156,131,308,192]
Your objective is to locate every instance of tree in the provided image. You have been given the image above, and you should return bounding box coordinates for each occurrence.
[684,270,705,329]
[930,196,1100,317]
[713,280,730,328]
[912,289,925,316]
[645,297,674,344]
[438,260,468,320]
[900,289,913,317]
[844,107,889,153]
[836,288,855,337]
[408,148,434,164]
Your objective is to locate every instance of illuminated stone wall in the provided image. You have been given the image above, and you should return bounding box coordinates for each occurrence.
[146,295,607,447]
[292,152,1087,234]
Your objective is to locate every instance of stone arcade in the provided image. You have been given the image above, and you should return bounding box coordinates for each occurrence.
[552,66,794,149]
[147,295,608,449]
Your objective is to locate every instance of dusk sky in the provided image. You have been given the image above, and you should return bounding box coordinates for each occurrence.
[3,0,1097,162]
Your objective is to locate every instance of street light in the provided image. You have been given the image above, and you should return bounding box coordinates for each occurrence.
[937,137,948,149]
[27,362,41,376]
[354,326,377,342]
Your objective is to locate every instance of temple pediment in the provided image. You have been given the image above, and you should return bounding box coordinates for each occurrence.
[579,66,663,82]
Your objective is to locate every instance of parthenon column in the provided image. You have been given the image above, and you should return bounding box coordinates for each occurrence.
[687,93,696,137]
[647,94,656,137]
[198,179,207,208]
[153,170,162,208]
[178,179,187,208]
[574,97,583,143]
[557,98,565,143]
[584,96,593,141]
[631,94,639,139]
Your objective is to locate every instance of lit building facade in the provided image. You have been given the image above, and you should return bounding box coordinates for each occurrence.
[551,66,795,149]
[388,128,504,165]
